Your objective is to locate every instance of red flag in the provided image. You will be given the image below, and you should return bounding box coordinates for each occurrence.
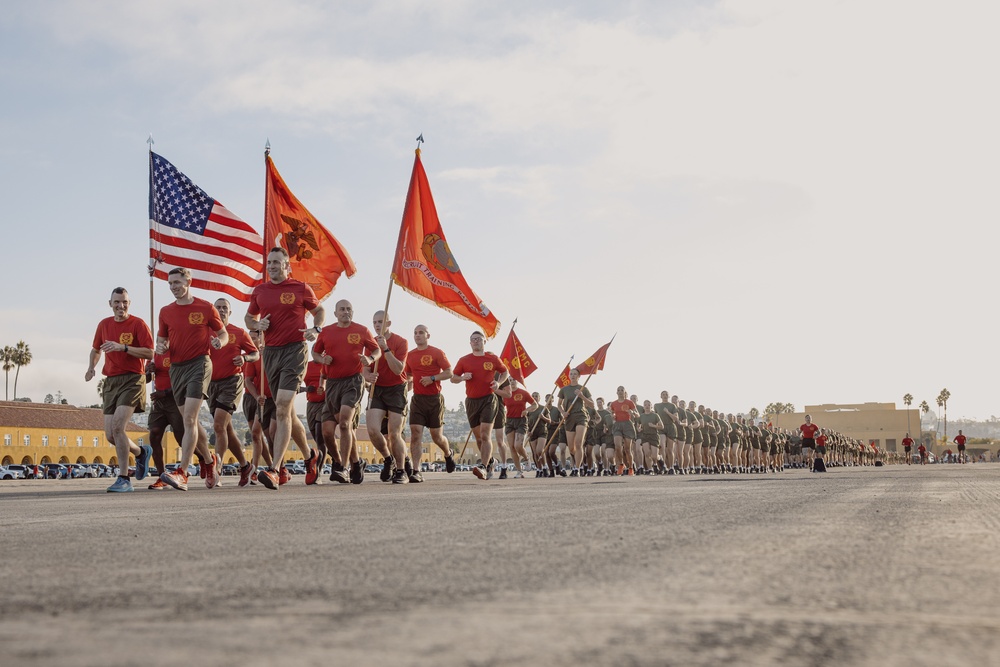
[574,340,612,376]
[265,154,356,302]
[554,365,572,388]
[149,152,263,302]
[500,329,536,385]
[391,149,501,337]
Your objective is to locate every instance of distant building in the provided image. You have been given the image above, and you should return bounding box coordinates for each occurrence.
[0,401,148,467]
[774,402,921,454]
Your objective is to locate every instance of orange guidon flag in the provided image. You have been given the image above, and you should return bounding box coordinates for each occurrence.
[574,340,613,376]
[265,154,356,301]
[500,329,536,385]
[554,365,572,388]
[391,149,501,338]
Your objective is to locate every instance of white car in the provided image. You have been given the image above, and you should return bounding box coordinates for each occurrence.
[0,466,26,480]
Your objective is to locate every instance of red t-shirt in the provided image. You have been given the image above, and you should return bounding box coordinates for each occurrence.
[247,279,319,347]
[404,345,451,396]
[92,316,154,377]
[453,352,507,399]
[504,389,536,418]
[312,322,379,379]
[800,423,819,439]
[151,352,173,391]
[157,298,224,364]
[304,361,323,404]
[918,445,927,454]
[374,332,408,387]
[610,399,637,422]
[954,434,967,446]
[243,358,270,398]
[815,434,828,448]
[902,437,914,448]
[209,324,257,381]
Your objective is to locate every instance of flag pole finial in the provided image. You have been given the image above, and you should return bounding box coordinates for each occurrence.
[265,138,271,156]
[147,134,154,151]
[415,133,424,155]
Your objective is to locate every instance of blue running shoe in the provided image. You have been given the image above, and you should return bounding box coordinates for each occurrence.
[106,476,134,493]
[135,444,153,480]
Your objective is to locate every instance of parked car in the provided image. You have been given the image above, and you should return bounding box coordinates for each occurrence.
[222,464,239,476]
[4,464,38,479]
[0,466,25,480]
[66,464,96,479]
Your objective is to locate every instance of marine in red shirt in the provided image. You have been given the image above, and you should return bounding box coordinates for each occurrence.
[207,298,259,486]
[146,352,187,489]
[244,247,326,490]
[451,330,509,479]
[311,299,380,484]
[403,324,456,476]
[503,380,536,478]
[365,311,410,483]
[800,415,819,455]
[156,268,227,491]
[85,286,155,492]
[953,430,968,463]
[902,433,914,465]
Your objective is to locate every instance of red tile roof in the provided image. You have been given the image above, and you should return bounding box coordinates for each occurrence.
[0,402,146,432]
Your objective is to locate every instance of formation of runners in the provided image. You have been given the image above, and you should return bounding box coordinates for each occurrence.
[87,249,908,493]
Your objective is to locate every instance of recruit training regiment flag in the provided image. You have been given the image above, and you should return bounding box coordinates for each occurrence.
[149,152,263,301]
[264,154,356,301]
[574,340,613,376]
[554,365,572,388]
[390,149,501,338]
[500,329,536,385]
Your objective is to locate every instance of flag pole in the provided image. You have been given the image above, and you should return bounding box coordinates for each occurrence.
[259,140,271,449]
[147,135,156,333]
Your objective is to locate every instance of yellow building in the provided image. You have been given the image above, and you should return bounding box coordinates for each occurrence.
[0,401,149,467]
[774,403,921,453]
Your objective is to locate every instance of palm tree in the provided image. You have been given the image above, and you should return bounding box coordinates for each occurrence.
[936,396,943,433]
[920,400,930,446]
[96,378,106,398]
[1,346,14,401]
[903,393,913,436]
[938,388,951,443]
[12,341,31,400]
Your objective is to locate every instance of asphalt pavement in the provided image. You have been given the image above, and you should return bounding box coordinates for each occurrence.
[1,464,998,666]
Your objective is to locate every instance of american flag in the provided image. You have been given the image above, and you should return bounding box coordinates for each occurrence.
[148,152,263,301]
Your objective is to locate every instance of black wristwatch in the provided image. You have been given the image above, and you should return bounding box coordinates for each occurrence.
[313,326,322,333]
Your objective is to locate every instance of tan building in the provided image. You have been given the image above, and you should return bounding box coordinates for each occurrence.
[0,401,149,467]
[774,402,921,453]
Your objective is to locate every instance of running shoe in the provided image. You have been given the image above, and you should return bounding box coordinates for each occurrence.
[198,459,208,479]
[404,458,414,477]
[106,476,134,493]
[627,468,635,476]
[616,464,625,476]
[250,471,259,485]
[472,465,486,480]
[499,467,508,480]
[569,469,578,477]
[380,455,394,483]
[486,458,496,481]
[148,478,168,490]
[258,468,279,490]
[205,454,219,489]
[558,467,568,478]
[391,469,409,484]
[305,448,319,485]
[161,469,189,491]
[135,445,152,481]
[514,470,524,479]
[409,471,424,483]
[349,461,364,484]
[330,464,350,483]
[278,467,291,485]
[445,454,456,473]
[238,463,254,487]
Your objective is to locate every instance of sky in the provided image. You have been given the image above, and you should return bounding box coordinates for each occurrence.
[2,0,998,422]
